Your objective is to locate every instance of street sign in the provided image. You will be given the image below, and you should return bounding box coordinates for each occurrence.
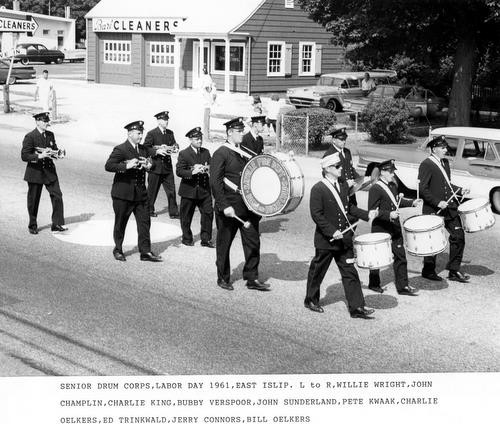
[0,16,38,33]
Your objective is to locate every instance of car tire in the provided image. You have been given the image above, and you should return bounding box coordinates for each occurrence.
[490,188,500,214]
[8,76,17,85]
[56,58,63,64]
[326,100,340,112]
[21,58,29,65]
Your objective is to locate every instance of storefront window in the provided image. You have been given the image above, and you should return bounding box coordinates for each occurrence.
[150,42,175,67]
[103,41,131,64]
[211,43,245,75]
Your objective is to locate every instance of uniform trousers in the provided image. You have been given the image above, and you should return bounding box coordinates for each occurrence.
[423,214,465,273]
[112,198,151,254]
[27,180,64,229]
[147,172,178,215]
[215,212,260,283]
[305,247,365,312]
[180,195,213,244]
[369,235,408,291]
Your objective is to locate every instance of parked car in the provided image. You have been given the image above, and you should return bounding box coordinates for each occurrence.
[14,43,65,65]
[344,84,446,118]
[356,127,500,213]
[286,70,397,112]
[0,58,36,84]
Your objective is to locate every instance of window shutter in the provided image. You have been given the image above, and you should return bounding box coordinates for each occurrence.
[285,43,292,76]
[314,44,322,75]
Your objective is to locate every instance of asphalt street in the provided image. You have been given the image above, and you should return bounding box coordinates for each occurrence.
[0,80,499,376]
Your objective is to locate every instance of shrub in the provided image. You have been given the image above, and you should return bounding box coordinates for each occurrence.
[359,98,411,144]
[283,108,336,145]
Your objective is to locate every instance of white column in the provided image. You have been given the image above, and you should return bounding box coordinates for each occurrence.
[224,37,230,93]
[174,36,181,90]
[199,37,205,79]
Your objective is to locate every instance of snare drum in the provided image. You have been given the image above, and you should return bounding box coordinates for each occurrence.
[240,152,304,217]
[458,198,495,233]
[403,215,447,257]
[353,232,393,270]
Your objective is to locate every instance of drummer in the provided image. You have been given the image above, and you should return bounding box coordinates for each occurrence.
[418,136,470,283]
[305,153,378,318]
[241,115,265,155]
[323,126,361,204]
[209,117,270,292]
[367,159,421,295]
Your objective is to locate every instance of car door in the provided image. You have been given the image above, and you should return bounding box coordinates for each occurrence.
[37,45,51,62]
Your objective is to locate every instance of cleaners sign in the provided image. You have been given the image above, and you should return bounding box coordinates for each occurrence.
[92,18,182,33]
[0,16,38,32]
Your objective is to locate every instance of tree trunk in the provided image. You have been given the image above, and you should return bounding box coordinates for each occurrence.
[447,33,476,126]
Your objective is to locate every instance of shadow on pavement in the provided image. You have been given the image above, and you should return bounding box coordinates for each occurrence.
[259,216,289,234]
[38,212,95,231]
[409,275,449,291]
[364,294,399,309]
[461,264,495,276]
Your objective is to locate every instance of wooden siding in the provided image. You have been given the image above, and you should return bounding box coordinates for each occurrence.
[86,19,97,82]
[144,34,176,88]
[98,33,133,86]
[237,0,345,93]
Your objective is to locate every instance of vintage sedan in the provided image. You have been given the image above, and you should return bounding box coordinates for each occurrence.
[14,43,65,65]
[344,85,446,118]
[0,58,36,84]
[356,127,500,213]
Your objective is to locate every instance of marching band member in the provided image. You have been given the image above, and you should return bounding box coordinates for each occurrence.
[305,153,378,318]
[209,118,270,292]
[323,127,361,204]
[143,111,180,219]
[176,127,214,248]
[104,121,162,263]
[21,112,66,234]
[418,136,470,283]
[241,115,266,155]
[367,160,421,295]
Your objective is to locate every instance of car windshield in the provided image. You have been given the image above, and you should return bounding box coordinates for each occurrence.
[484,143,500,161]
[317,77,344,87]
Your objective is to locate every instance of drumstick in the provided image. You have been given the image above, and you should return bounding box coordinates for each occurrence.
[436,187,462,214]
[232,214,251,229]
[329,222,359,242]
[396,193,404,210]
[416,179,420,200]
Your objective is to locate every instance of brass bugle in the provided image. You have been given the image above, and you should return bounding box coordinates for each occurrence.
[192,164,210,174]
[153,144,179,154]
[36,146,66,159]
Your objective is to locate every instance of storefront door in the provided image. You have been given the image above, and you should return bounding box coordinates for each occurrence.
[192,41,210,81]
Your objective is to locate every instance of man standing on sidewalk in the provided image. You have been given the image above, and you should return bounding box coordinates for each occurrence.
[21,112,66,235]
[34,70,54,113]
[143,111,180,219]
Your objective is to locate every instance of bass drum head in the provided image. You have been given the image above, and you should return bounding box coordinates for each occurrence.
[403,214,443,232]
[241,154,291,217]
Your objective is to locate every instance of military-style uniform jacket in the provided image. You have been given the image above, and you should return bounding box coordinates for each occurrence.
[176,146,211,199]
[310,178,368,251]
[323,146,360,182]
[368,180,413,237]
[418,156,463,218]
[143,127,177,174]
[104,141,150,202]
[210,143,252,217]
[21,128,59,184]
[241,131,264,155]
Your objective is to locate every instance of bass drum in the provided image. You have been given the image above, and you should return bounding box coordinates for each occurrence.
[240,152,304,217]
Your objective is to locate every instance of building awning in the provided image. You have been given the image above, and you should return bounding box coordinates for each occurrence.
[85,0,265,36]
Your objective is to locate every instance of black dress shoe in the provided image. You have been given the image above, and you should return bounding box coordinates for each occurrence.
[201,241,215,248]
[350,307,375,319]
[304,301,324,313]
[150,212,158,217]
[169,214,180,219]
[51,225,68,232]
[448,270,470,283]
[29,227,38,235]
[398,285,419,296]
[421,272,443,281]
[217,280,234,291]
[368,285,384,294]
[362,306,375,315]
[140,252,163,262]
[182,241,194,246]
[113,251,126,261]
[246,280,271,291]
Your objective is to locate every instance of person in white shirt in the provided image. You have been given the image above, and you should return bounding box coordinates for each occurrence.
[265,93,282,133]
[34,70,54,113]
[361,72,376,96]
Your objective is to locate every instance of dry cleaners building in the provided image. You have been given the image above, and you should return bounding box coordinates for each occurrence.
[85,0,345,93]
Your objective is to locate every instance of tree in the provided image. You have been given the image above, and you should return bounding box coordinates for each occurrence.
[298,0,500,126]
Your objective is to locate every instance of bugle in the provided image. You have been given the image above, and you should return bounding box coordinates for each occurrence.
[36,146,66,159]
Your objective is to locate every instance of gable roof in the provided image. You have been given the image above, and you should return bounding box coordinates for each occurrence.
[85,0,266,35]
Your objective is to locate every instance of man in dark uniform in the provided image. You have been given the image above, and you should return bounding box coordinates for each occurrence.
[241,115,265,155]
[418,136,470,283]
[176,127,214,248]
[209,117,270,292]
[104,121,163,262]
[143,111,179,219]
[305,153,378,318]
[367,159,421,295]
[21,112,66,234]
[323,127,361,204]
